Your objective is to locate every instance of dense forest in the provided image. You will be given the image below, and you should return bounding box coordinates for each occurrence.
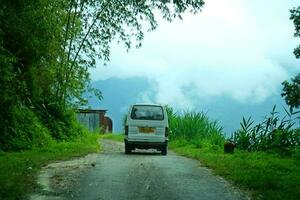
[0,0,205,151]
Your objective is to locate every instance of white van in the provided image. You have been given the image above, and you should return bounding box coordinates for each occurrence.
[124,103,169,155]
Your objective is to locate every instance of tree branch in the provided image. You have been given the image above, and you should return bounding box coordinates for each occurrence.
[70,0,111,70]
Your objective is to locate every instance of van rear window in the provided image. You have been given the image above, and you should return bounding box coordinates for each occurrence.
[130,105,164,120]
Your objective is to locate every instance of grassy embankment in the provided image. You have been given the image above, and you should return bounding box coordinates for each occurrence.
[168,109,300,200]
[170,140,300,200]
[0,134,100,200]
[104,108,300,200]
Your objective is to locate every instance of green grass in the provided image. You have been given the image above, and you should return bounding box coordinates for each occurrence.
[170,139,300,200]
[0,134,100,200]
[167,109,224,145]
[101,133,124,142]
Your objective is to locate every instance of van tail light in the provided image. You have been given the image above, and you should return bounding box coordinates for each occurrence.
[165,127,169,137]
[125,125,128,136]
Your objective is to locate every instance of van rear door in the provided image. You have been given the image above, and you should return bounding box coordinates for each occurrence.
[127,105,167,141]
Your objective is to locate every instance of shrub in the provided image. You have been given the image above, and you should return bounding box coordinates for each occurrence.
[224,141,235,153]
[292,146,300,160]
[36,103,87,141]
[232,106,300,154]
[167,107,225,149]
[0,102,88,151]
[0,105,53,151]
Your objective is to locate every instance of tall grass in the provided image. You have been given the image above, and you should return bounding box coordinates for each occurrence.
[232,105,300,155]
[167,106,300,200]
[167,106,225,149]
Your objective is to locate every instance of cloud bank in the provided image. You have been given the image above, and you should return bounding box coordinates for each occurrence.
[91,0,300,109]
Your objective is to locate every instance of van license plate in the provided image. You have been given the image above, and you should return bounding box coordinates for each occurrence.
[139,127,155,133]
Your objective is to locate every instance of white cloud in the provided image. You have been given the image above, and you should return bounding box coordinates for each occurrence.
[91,0,300,109]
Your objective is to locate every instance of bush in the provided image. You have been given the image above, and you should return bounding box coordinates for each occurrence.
[36,103,88,141]
[0,105,53,151]
[292,147,300,160]
[232,106,300,154]
[0,102,88,151]
[167,106,225,149]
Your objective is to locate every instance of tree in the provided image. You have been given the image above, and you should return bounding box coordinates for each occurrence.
[282,6,300,109]
[282,74,300,109]
[56,0,205,106]
[0,0,205,150]
[291,6,300,58]
[1,0,205,108]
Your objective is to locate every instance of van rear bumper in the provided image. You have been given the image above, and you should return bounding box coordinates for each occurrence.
[125,139,168,149]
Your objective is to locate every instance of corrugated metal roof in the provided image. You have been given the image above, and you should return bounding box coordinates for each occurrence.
[77,109,107,113]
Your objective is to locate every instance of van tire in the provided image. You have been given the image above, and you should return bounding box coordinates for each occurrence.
[125,143,131,154]
[161,145,167,156]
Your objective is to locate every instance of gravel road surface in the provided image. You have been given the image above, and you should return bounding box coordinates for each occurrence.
[30,139,250,200]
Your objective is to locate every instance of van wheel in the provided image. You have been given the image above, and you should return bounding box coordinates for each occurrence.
[125,143,131,154]
[161,145,167,156]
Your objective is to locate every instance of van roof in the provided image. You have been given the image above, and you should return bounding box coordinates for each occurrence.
[131,103,163,107]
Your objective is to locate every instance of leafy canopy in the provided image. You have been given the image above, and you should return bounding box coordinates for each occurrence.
[282,6,300,109]
[282,74,300,109]
[291,6,300,58]
[58,0,205,105]
[0,0,205,150]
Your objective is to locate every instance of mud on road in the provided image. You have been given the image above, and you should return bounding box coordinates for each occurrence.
[30,139,250,200]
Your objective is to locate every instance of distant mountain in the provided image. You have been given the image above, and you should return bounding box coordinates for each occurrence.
[87,77,288,137]
[192,95,287,135]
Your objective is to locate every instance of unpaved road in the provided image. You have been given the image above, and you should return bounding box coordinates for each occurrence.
[30,139,250,200]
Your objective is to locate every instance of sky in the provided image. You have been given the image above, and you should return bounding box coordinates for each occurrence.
[90,0,300,111]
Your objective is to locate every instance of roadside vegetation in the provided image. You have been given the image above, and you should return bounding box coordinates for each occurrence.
[168,108,300,200]
[166,106,225,149]
[232,106,300,155]
[170,142,300,200]
[0,133,100,200]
